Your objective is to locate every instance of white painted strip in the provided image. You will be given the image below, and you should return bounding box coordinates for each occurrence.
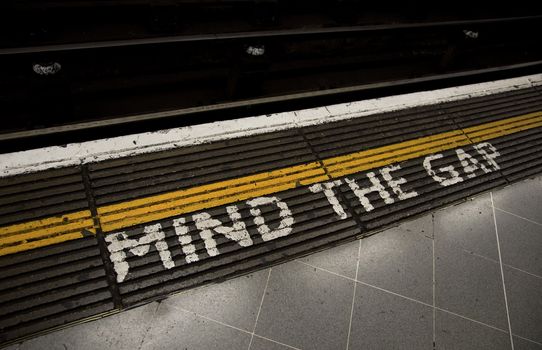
[1,74,541,178]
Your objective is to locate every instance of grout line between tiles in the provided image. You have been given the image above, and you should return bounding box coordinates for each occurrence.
[174,306,252,335]
[490,192,515,350]
[493,207,542,227]
[504,264,542,280]
[248,268,272,350]
[465,250,542,280]
[136,302,161,350]
[433,306,509,335]
[345,239,362,350]
[169,298,303,350]
[513,334,542,346]
[295,259,432,306]
[295,260,357,282]
[294,259,536,340]
[252,334,303,350]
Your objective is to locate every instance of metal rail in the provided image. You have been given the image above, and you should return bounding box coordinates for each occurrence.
[1,15,541,55]
[2,60,541,142]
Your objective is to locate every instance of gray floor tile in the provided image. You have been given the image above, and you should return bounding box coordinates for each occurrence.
[357,219,433,304]
[435,310,511,350]
[349,284,433,350]
[298,240,359,279]
[435,240,508,329]
[255,261,354,350]
[514,337,542,350]
[140,302,251,350]
[505,266,542,343]
[434,193,499,260]
[19,302,158,350]
[496,210,542,277]
[492,178,542,224]
[392,214,434,239]
[250,336,298,350]
[161,269,270,332]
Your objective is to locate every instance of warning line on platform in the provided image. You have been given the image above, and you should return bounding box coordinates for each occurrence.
[1,110,541,255]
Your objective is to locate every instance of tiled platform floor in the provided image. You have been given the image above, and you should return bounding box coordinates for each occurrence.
[6,177,542,350]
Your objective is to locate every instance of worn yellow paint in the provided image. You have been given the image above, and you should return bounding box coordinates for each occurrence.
[0,219,95,245]
[101,174,330,232]
[2,111,542,255]
[98,162,325,215]
[465,113,542,142]
[0,210,91,236]
[99,168,327,228]
[98,111,542,232]
[0,232,88,256]
[324,132,471,176]
[0,210,95,256]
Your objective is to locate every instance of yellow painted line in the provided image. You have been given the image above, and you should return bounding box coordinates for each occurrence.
[465,114,542,141]
[0,218,95,246]
[0,232,87,257]
[463,112,540,135]
[98,161,323,215]
[102,174,330,232]
[324,132,471,176]
[98,111,542,232]
[1,111,542,255]
[323,130,466,166]
[99,168,327,225]
[0,210,95,256]
[0,210,91,236]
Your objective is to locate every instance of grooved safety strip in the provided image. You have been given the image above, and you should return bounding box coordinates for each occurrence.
[2,85,542,345]
[2,110,541,247]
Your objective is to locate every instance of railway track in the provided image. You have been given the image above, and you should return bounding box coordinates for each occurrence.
[1,5,542,151]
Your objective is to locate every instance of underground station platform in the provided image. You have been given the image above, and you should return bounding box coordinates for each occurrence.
[1,75,542,349]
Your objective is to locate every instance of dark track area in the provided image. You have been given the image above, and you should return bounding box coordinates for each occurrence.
[1,2,542,152]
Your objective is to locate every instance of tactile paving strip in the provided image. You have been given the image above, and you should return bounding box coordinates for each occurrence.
[0,168,112,344]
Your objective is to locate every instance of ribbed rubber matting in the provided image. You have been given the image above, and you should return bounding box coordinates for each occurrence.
[1,87,542,345]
